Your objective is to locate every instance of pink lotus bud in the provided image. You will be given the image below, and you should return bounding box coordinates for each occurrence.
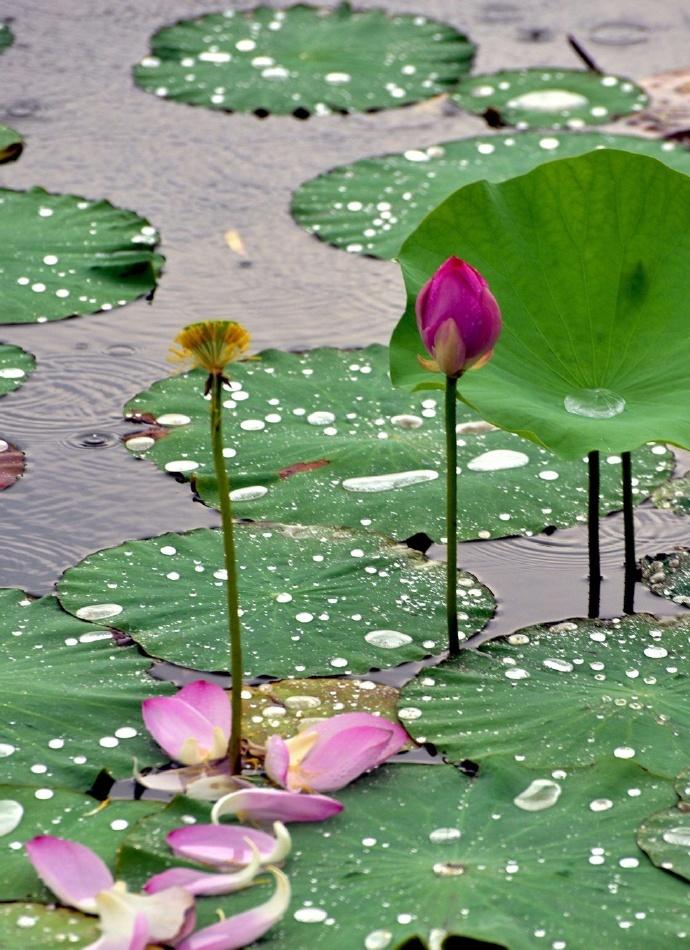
[415,257,502,377]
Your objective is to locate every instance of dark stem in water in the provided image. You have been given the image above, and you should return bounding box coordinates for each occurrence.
[622,450,636,614]
[210,372,243,775]
[445,375,459,656]
[587,450,601,619]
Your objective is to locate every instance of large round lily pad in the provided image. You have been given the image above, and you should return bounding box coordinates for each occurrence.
[291,132,690,260]
[450,69,647,129]
[0,23,13,54]
[0,343,35,397]
[0,125,22,164]
[641,549,690,607]
[124,345,673,543]
[0,588,174,790]
[400,614,690,778]
[0,785,162,902]
[118,760,689,949]
[0,904,98,949]
[57,524,495,676]
[0,187,162,324]
[392,150,690,459]
[133,3,474,117]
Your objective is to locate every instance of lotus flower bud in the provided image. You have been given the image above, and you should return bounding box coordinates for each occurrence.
[416,257,502,378]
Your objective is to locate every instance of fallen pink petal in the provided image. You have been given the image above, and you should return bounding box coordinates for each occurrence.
[142,680,231,766]
[211,786,344,824]
[166,820,290,868]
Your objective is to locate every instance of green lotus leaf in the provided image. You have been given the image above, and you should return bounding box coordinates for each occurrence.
[0,588,174,790]
[392,150,690,460]
[0,903,99,949]
[450,69,647,129]
[57,524,494,676]
[0,187,162,324]
[0,23,13,53]
[637,766,690,883]
[652,475,690,516]
[0,784,162,901]
[133,4,474,117]
[0,124,22,164]
[124,345,673,543]
[400,613,690,778]
[291,132,690,260]
[641,549,690,608]
[118,760,688,949]
[0,343,35,397]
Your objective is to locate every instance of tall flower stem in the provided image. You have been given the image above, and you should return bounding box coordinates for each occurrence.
[587,450,601,619]
[210,372,243,774]
[622,450,636,614]
[445,375,459,656]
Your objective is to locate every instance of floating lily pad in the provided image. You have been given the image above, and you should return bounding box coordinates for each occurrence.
[0,187,162,324]
[0,785,162,902]
[0,343,34,396]
[133,4,474,117]
[0,23,13,53]
[124,346,673,543]
[0,903,99,949]
[392,150,690,459]
[118,760,688,949]
[638,767,690,881]
[237,678,402,745]
[450,69,647,129]
[0,440,25,491]
[641,550,690,608]
[57,524,494,676]
[400,614,690,777]
[0,588,174,790]
[291,132,690,260]
[652,475,690,516]
[0,125,22,164]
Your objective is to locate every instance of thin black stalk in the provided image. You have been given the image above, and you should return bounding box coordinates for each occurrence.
[588,450,601,619]
[622,450,636,614]
[445,375,459,656]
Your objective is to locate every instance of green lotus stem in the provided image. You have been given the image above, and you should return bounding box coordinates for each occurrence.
[587,450,601,619]
[210,372,243,774]
[445,375,460,656]
[622,451,636,614]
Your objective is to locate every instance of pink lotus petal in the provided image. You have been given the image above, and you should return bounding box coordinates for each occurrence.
[177,868,290,950]
[167,824,277,867]
[84,912,150,950]
[212,787,343,824]
[26,836,113,912]
[145,842,260,896]
[264,735,290,787]
[294,725,393,792]
[176,681,231,740]
[309,713,408,763]
[142,693,225,765]
[135,760,249,801]
[95,883,193,945]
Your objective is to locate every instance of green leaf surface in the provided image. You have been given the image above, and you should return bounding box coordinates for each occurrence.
[392,150,690,459]
[0,588,173,790]
[450,69,647,129]
[641,549,690,607]
[637,767,690,882]
[0,343,35,397]
[399,614,690,778]
[0,784,162,901]
[124,345,673,543]
[133,4,474,117]
[652,475,690,516]
[57,524,494,676]
[119,761,690,949]
[291,132,690,260]
[0,23,13,53]
[0,187,162,324]
[0,124,22,164]
[0,904,99,949]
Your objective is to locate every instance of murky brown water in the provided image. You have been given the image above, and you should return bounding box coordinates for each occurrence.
[0,0,688,643]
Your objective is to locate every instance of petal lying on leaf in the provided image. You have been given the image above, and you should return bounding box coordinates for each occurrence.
[26,836,113,913]
[167,822,290,867]
[177,867,290,950]
[211,786,344,824]
[95,881,194,946]
[145,841,261,896]
[135,759,248,801]
[85,913,150,950]
[142,680,230,765]
[263,735,291,787]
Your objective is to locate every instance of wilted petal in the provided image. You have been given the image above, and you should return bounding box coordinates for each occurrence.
[142,681,229,766]
[145,841,261,896]
[135,760,248,802]
[263,734,291,787]
[26,836,113,913]
[177,868,290,950]
[95,881,193,946]
[167,822,289,867]
[211,787,343,824]
[84,913,149,950]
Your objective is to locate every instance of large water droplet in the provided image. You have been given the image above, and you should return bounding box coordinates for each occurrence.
[342,470,438,493]
[429,827,461,843]
[284,695,322,710]
[294,908,328,923]
[230,485,268,501]
[365,931,393,950]
[307,411,336,426]
[433,861,465,876]
[507,89,589,111]
[75,603,123,621]
[391,414,423,429]
[467,450,529,472]
[0,800,23,837]
[589,798,614,812]
[662,826,690,847]
[513,779,562,811]
[0,744,15,757]
[364,630,413,649]
[564,388,625,419]
[543,658,574,673]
